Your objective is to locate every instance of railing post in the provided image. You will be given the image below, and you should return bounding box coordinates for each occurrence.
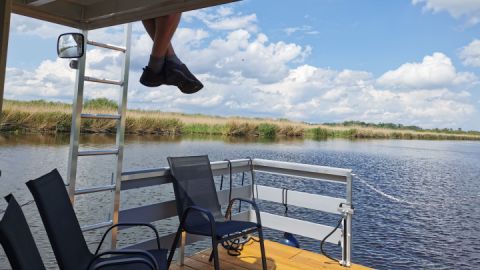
[341,173,353,267]
[0,0,11,114]
[177,231,186,265]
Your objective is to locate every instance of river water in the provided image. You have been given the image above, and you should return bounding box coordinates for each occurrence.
[0,134,479,269]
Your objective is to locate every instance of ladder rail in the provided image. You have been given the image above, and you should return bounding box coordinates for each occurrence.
[86,40,126,53]
[78,149,119,156]
[84,76,123,86]
[111,23,132,249]
[67,29,88,204]
[81,113,121,120]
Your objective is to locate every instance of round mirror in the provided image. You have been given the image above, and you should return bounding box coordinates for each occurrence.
[57,33,84,58]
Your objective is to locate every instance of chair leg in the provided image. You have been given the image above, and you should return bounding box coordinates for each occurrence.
[258,228,268,270]
[208,249,214,262]
[167,227,183,268]
[211,238,220,270]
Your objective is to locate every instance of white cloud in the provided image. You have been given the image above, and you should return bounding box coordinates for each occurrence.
[412,0,480,25]
[5,59,74,100]
[459,39,480,67]
[183,7,258,32]
[11,14,73,38]
[172,29,311,84]
[283,25,319,36]
[5,45,124,102]
[377,52,476,89]
[4,8,479,130]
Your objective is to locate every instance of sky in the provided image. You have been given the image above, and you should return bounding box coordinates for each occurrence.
[4,0,480,130]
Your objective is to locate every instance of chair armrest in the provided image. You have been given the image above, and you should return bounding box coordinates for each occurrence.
[89,249,159,270]
[181,206,217,237]
[182,206,215,222]
[95,223,161,254]
[226,198,262,226]
[91,257,155,270]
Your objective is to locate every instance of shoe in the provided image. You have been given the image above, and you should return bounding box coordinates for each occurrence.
[140,66,165,87]
[164,61,203,94]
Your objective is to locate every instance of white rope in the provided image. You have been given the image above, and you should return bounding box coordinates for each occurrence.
[354,174,422,206]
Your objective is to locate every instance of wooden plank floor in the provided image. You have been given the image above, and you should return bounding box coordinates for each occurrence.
[170,240,372,270]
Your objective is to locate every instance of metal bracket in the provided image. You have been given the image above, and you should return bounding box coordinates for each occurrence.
[337,203,354,216]
[69,60,78,69]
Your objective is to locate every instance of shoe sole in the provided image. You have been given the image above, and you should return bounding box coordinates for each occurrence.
[140,77,163,87]
[167,69,203,94]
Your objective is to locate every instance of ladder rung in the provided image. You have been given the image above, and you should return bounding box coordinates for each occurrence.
[78,149,119,156]
[85,76,123,86]
[81,220,113,232]
[75,184,116,195]
[87,40,126,53]
[81,113,121,120]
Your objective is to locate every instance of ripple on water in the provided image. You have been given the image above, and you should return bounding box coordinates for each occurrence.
[1,135,479,269]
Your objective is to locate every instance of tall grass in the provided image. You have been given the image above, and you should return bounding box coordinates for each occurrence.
[1,99,480,140]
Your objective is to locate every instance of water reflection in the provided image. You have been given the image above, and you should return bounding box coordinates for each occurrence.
[0,133,310,146]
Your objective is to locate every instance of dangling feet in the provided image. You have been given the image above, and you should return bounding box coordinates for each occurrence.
[164,54,203,94]
[140,55,165,87]
[139,54,203,94]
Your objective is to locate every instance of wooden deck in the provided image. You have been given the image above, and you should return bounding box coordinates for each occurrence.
[170,240,371,270]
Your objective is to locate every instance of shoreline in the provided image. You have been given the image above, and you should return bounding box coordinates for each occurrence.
[2,99,480,141]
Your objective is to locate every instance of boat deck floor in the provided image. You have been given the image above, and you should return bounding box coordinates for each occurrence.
[170,240,371,270]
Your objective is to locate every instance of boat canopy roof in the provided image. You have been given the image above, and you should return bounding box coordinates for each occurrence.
[12,0,238,30]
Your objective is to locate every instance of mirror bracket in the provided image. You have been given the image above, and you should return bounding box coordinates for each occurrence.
[69,60,79,70]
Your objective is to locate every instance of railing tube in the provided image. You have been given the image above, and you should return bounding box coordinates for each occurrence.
[341,173,353,267]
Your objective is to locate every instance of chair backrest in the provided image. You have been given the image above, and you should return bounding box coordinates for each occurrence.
[26,169,93,270]
[167,155,224,224]
[0,194,46,270]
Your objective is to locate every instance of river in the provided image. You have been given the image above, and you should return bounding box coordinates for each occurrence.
[0,134,479,269]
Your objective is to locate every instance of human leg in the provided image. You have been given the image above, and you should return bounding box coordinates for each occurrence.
[140,14,179,87]
[151,13,181,57]
[141,18,155,40]
[140,13,203,93]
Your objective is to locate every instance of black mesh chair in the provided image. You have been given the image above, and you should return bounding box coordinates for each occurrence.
[166,155,267,270]
[0,194,46,270]
[26,169,168,270]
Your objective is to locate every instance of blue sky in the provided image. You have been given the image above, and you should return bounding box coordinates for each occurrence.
[4,0,480,130]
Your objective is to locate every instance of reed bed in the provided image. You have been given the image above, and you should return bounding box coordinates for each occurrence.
[1,99,480,140]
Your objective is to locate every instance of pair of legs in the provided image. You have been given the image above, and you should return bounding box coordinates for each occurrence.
[142,13,180,62]
[140,13,203,93]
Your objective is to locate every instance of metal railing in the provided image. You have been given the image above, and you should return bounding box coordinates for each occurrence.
[93,158,354,266]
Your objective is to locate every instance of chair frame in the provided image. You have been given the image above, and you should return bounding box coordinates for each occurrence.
[166,156,267,270]
[26,169,168,270]
[0,194,46,270]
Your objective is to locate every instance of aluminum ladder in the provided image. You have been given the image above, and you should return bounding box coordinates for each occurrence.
[66,24,132,249]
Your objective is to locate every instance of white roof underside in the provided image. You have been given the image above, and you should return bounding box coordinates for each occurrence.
[12,0,238,30]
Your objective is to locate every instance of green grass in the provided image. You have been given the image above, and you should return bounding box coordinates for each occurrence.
[84,98,118,110]
[2,99,480,141]
[257,123,277,137]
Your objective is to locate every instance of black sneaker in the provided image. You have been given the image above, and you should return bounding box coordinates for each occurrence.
[140,66,165,87]
[164,61,203,94]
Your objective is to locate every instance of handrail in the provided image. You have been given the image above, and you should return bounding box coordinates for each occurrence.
[117,158,353,266]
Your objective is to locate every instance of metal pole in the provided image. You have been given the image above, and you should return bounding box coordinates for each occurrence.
[110,23,132,249]
[67,29,88,203]
[177,231,186,265]
[0,0,11,114]
[344,173,353,267]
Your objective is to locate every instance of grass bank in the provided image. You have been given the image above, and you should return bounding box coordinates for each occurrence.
[1,99,480,140]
